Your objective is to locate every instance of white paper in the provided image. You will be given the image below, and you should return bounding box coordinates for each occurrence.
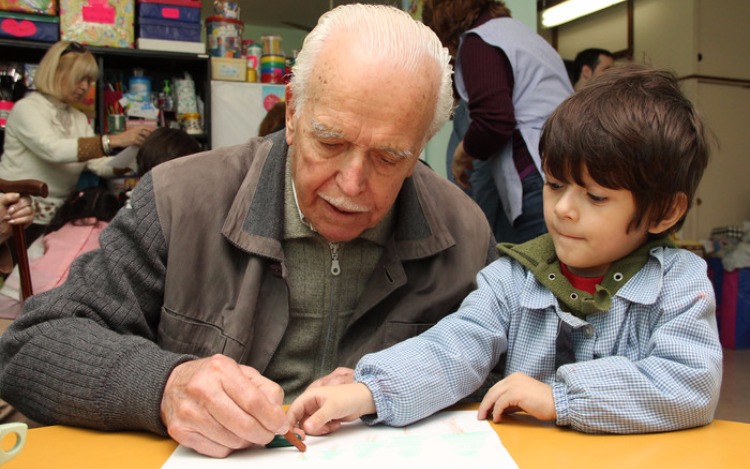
[161,411,517,469]
[106,145,139,171]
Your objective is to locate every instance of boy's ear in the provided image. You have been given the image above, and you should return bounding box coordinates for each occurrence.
[648,192,689,235]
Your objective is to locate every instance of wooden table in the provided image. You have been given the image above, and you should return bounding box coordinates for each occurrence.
[5,410,750,468]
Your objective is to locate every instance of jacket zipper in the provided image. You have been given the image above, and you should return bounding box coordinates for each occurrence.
[329,242,341,276]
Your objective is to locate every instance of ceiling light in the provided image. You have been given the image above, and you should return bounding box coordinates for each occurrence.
[541,0,626,28]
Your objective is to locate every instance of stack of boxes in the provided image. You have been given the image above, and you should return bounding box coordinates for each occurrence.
[2,1,211,55]
[0,0,59,43]
[136,0,204,53]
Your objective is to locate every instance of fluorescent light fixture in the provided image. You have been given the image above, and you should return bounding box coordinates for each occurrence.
[541,0,626,28]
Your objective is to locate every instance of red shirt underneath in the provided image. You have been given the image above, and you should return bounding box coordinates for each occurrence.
[560,263,603,295]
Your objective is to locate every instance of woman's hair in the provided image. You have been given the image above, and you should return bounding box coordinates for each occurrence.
[258,102,286,137]
[45,187,124,234]
[421,0,511,56]
[34,41,98,100]
[540,63,710,235]
[290,4,453,140]
[136,127,202,177]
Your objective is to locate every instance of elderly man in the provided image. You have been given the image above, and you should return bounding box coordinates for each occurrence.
[0,4,496,459]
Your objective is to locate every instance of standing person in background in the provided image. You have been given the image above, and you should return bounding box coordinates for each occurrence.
[571,48,614,90]
[423,0,573,243]
[0,5,497,458]
[0,40,150,244]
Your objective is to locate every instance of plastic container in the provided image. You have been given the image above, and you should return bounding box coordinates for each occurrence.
[259,54,285,84]
[179,112,201,135]
[205,16,243,58]
[261,34,282,56]
[213,0,239,19]
[128,76,151,101]
[260,70,284,84]
[246,68,257,82]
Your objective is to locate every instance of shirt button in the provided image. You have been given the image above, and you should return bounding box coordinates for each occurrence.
[582,325,594,338]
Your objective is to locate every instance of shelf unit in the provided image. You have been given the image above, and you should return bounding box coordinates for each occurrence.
[0,38,211,148]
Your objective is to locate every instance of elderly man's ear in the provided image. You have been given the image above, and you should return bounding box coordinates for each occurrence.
[285,86,296,144]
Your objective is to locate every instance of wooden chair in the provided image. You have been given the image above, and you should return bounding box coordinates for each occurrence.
[0,178,48,301]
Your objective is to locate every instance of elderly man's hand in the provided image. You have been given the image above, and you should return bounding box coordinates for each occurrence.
[451,141,474,190]
[161,354,288,458]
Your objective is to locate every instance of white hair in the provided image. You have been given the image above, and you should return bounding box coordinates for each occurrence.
[289,4,453,140]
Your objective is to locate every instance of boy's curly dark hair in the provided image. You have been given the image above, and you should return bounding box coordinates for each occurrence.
[541,63,710,235]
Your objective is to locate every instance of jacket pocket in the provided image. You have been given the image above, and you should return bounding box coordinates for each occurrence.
[157,307,245,358]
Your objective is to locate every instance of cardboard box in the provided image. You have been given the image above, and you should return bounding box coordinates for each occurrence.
[138,0,200,23]
[211,57,246,82]
[0,11,59,42]
[60,0,135,48]
[136,37,205,54]
[138,16,200,42]
[0,0,57,15]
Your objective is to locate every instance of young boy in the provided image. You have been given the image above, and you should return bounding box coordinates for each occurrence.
[287,63,723,435]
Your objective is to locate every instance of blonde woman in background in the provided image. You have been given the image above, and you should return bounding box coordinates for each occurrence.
[0,40,151,244]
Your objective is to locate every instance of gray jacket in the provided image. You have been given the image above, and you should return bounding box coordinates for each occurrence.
[0,132,497,435]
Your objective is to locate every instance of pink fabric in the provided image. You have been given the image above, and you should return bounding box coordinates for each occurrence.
[26,221,106,293]
[0,220,106,319]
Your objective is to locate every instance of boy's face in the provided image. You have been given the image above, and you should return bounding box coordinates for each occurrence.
[543,169,650,277]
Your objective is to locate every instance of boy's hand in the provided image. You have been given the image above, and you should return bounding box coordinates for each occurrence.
[477,372,556,423]
[287,383,376,436]
[304,367,354,390]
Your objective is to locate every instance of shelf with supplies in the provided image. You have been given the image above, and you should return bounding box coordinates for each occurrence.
[0,38,211,149]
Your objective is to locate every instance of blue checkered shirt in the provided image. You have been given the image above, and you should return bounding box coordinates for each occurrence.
[355,247,723,433]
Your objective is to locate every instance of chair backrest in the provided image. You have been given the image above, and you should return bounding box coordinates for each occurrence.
[0,178,48,301]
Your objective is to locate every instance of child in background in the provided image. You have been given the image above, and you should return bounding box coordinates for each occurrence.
[287,64,722,435]
[258,101,286,137]
[136,127,202,177]
[117,127,201,209]
[0,188,123,318]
